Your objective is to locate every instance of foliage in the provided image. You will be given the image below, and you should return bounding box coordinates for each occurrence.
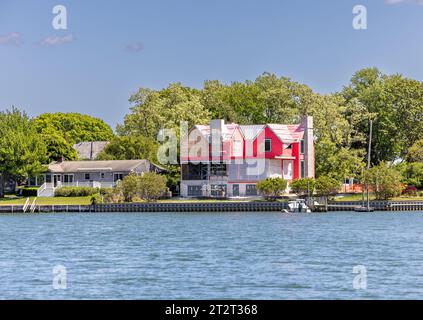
[407,139,423,163]
[117,84,211,139]
[396,162,423,189]
[20,187,39,197]
[110,173,167,202]
[0,107,47,197]
[342,68,423,164]
[290,178,315,196]
[41,132,78,162]
[34,113,114,144]
[362,163,404,200]
[55,186,101,197]
[315,176,341,196]
[138,172,168,201]
[90,194,101,205]
[97,135,158,162]
[257,177,288,198]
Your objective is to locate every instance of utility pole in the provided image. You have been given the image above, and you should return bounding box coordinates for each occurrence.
[366,120,373,211]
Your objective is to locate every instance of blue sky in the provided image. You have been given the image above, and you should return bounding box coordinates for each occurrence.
[1,0,422,128]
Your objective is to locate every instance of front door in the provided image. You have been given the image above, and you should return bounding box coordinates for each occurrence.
[53,174,61,187]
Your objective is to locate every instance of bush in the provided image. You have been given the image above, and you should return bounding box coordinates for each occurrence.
[108,173,168,203]
[55,186,100,197]
[21,187,38,197]
[257,177,288,199]
[290,178,315,196]
[315,176,341,197]
[403,185,418,196]
[362,163,404,200]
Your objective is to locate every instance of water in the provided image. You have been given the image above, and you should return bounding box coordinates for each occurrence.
[0,211,422,299]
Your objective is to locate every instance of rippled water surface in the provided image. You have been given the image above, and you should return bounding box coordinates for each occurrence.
[0,211,422,299]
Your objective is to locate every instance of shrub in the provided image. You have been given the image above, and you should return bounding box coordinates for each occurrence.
[290,178,315,196]
[362,163,404,200]
[403,185,418,196]
[315,176,341,197]
[21,187,38,197]
[107,173,167,203]
[55,186,99,197]
[257,177,288,199]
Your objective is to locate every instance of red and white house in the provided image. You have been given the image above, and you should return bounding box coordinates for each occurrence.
[180,116,315,197]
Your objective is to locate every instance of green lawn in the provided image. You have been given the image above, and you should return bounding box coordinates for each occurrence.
[333,193,423,202]
[0,196,92,205]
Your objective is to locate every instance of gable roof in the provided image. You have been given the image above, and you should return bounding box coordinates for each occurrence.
[267,124,304,142]
[239,125,265,141]
[48,159,152,173]
[73,141,109,160]
[192,123,239,142]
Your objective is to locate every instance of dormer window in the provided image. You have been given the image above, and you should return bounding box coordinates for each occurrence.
[265,139,272,152]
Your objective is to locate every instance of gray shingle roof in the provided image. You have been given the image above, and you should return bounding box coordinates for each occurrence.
[73,141,109,160]
[48,160,151,173]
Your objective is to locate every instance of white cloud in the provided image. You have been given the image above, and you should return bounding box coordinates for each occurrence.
[125,42,144,52]
[0,32,22,46]
[37,34,73,47]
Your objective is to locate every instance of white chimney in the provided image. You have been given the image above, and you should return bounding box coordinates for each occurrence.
[210,119,224,160]
[302,116,315,178]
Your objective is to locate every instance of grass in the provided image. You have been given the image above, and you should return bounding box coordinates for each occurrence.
[0,195,92,205]
[333,193,423,202]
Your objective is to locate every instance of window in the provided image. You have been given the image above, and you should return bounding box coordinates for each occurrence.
[300,160,305,178]
[211,185,227,197]
[188,185,202,196]
[101,173,105,179]
[233,140,243,157]
[210,163,227,176]
[265,139,272,152]
[64,174,74,183]
[85,173,90,180]
[284,143,292,150]
[45,175,52,183]
[246,184,257,196]
[300,139,305,154]
[114,173,124,182]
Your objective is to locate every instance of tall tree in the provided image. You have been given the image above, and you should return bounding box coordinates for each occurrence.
[97,135,158,162]
[0,108,47,197]
[117,83,211,139]
[34,112,114,144]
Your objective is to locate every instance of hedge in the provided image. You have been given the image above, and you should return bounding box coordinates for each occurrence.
[55,186,100,197]
[21,187,39,197]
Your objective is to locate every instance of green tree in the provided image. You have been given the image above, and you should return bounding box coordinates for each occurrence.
[34,112,114,144]
[342,68,423,164]
[117,83,211,139]
[41,133,78,162]
[407,139,423,163]
[315,176,341,197]
[138,172,167,201]
[396,162,423,189]
[97,135,158,162]
[0,108,47,197]
[290,178,315,197]
[362,163,404,200]
[115,174,139,202]
[256,177,288,199]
